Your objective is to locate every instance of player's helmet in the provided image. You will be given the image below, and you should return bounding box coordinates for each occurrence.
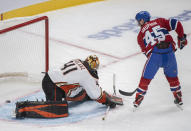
[85,55,100,70]
[135,11,151,22]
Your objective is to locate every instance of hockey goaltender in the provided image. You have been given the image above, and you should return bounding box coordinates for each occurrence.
[15,55,123,118]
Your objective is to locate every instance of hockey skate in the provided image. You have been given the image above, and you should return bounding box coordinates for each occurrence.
[132,104,139,112]
[174,92,183,110]
[133,94,144,112]
[174,100,183,110]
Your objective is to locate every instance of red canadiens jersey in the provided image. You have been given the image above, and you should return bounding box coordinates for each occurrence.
[137,18,185,56]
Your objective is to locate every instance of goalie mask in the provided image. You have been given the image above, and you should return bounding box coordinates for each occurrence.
[85,55,100,70]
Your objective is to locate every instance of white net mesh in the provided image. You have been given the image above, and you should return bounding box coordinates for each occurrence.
[0,16,48,82]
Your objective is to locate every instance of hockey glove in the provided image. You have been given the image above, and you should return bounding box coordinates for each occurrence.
[178,34,187,50]
[98,91,116,108]
[104,98,116,109]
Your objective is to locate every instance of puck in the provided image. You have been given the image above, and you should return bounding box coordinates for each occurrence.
[5,100,11,103]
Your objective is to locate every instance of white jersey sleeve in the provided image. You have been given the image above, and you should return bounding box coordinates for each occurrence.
[48,59,102,100]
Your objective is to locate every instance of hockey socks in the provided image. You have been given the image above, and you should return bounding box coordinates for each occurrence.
[166,76,183,105]
[133,77,151,107]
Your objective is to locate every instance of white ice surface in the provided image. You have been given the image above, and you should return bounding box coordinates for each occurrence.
[0,0,191,130]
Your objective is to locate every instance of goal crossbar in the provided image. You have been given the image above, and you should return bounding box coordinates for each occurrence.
[0,16,49,80]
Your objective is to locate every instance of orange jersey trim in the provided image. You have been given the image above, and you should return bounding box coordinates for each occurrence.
[66,91,87,101]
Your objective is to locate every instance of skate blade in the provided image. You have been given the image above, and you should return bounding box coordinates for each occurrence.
[176,104,183,111]
[132,106,139,112]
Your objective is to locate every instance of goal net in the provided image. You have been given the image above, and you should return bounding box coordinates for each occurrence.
[0,16,49,82]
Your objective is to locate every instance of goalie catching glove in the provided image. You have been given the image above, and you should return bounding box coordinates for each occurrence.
[97,91,123,108]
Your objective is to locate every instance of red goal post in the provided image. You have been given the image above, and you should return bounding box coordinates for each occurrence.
[0,16,49,81]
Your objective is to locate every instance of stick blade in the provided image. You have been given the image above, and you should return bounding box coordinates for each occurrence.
[119,89,137,96]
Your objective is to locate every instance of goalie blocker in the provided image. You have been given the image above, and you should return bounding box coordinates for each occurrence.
[15,100,68,119]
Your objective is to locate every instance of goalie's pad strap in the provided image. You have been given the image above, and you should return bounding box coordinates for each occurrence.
[15,101,68,119]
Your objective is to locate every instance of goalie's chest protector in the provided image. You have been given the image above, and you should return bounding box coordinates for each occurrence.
[48,59,102,100]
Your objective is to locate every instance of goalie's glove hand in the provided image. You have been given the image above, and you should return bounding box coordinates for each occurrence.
[103,101,116,108]
[102,91,116,108]
[178,34,187,50]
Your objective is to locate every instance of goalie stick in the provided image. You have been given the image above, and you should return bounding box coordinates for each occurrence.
[118,88,137,96]
[102,73,118,120]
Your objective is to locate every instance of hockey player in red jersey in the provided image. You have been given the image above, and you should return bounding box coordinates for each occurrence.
[134,11,187,108]
[42,55,122,109]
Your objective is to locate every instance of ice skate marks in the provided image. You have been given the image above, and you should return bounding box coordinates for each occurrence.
[0,91,107,126]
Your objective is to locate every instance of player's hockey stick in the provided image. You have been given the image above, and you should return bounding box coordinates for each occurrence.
[118,88,137,96]
[102,73,116,120]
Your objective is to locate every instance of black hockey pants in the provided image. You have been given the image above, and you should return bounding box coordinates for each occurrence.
[42,73,66,101]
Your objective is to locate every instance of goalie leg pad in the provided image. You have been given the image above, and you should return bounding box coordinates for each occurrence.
[15,101,68,119]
